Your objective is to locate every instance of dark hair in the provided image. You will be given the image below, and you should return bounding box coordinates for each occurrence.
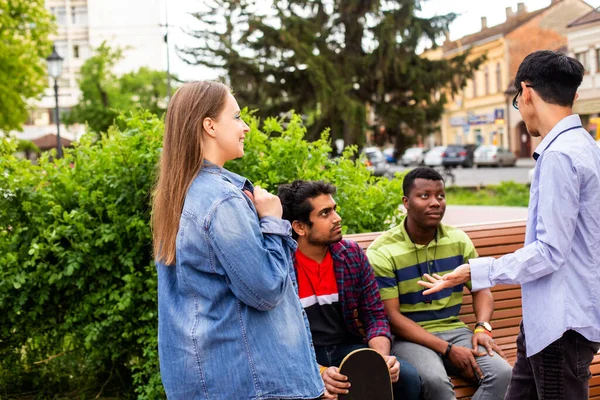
[277,180,337,239]
[403,167,444,197]
[514,50,584,107]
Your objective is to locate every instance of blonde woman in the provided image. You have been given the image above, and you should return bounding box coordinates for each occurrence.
[152,81,323,399]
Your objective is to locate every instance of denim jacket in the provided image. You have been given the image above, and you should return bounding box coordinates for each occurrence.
[157,163,324,399]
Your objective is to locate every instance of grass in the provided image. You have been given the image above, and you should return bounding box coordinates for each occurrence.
[446,181,530,207]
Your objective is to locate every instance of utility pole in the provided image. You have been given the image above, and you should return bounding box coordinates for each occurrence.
[160,1,172,99]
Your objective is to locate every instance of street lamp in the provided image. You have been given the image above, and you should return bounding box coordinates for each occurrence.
[46,45,64,158]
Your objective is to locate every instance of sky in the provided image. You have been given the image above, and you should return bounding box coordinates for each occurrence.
[160,0,600,82]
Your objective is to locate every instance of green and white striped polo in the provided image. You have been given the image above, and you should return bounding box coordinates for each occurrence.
[367,220,478,333]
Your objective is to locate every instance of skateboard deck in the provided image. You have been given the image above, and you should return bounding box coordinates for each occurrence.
[338,348,394,400]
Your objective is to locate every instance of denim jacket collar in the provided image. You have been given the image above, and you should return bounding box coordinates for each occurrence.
[202,160,254,192]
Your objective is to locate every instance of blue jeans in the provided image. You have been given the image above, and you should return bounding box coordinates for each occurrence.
[314,343,422,400]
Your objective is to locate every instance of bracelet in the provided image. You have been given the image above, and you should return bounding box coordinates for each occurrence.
[444,342,453,358]
[319,366,327,376]
[474,327,493,337]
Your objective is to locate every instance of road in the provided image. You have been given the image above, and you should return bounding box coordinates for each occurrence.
[388,162,534,187]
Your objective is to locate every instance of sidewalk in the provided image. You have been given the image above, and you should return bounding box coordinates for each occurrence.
[443,205,528,226]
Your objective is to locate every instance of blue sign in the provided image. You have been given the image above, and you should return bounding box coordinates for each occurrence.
[494,109,505,120]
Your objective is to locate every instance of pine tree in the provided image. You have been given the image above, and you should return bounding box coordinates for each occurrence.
[180,0,482,150]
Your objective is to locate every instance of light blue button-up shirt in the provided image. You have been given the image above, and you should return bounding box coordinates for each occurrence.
[471,114,600,357]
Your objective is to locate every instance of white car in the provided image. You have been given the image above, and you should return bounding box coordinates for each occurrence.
[423,146,446,167]
[400,147,425,166]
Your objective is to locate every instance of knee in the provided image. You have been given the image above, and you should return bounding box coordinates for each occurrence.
[484,358,513,387]
[420,372,454,398]
[396,361,422,399]
[399,361,421,387]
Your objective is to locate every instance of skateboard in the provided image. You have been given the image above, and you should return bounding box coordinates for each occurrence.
[338,348,394,400]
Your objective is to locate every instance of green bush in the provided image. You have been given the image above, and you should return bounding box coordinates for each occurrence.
[0,111,405,397]
[227,113,406,234]
[0,111,164,399]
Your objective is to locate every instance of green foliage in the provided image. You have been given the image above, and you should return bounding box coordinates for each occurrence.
[227,111,406,234]
[447,181,530,207]
[0,112,164,398]
[183,0,483,149]
[0,110,404,397]
[64,42,171,134]
[16,139,40,153]
[0,0,55,132]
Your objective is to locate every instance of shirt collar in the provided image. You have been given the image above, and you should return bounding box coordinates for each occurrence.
[296,248,332,268]
[532,114,582,161]
[399,217,448,245]
[201,160,254,192]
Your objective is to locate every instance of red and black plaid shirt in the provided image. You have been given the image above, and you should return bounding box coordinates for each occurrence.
[294,239,391,343]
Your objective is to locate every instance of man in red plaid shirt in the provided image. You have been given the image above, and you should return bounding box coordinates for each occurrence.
[278,180,421,400]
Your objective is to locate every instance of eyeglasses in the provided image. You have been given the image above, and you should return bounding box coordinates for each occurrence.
[512,84,534,110]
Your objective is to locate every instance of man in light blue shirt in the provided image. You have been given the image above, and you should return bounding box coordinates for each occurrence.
[419,50,600,399]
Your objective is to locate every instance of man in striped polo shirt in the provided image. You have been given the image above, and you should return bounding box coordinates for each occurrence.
[367,167,511,400]
[278,180,422,400]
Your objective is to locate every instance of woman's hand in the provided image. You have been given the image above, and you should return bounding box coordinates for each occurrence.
[243,186,282,218]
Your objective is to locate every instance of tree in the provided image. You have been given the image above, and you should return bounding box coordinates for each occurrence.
[0,0,54,133]
[64,42,171,133]
[180,0,483,151]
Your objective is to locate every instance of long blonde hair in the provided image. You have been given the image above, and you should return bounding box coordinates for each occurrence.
[152,81,229,264]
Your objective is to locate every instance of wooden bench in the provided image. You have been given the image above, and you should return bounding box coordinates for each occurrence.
[346,220,600,399]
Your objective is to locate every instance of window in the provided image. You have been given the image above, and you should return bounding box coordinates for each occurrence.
[25,110,35,125]
[575,51,589,73]
[484,66,489,95]
[71,6,88,26]
[73,45,80,58]
[596,49,600,74]
[472,74,478,98]
[496,63,502,93]
[52,6,67,25]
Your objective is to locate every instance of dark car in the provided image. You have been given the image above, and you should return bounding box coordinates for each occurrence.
[441,144,476,168]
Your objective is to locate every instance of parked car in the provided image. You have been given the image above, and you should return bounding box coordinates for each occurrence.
[383,147,398,164]
[423,146,446,167]
[441,144,476,168]
[400,147,425,166]
[474,145,517,167]
[361,147,390,176]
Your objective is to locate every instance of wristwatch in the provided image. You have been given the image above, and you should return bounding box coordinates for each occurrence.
[475,321,492,332]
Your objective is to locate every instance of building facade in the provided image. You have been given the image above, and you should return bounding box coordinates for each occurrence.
[568,7,600,139]
[439,0,593,158]
[19,0,164,142]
